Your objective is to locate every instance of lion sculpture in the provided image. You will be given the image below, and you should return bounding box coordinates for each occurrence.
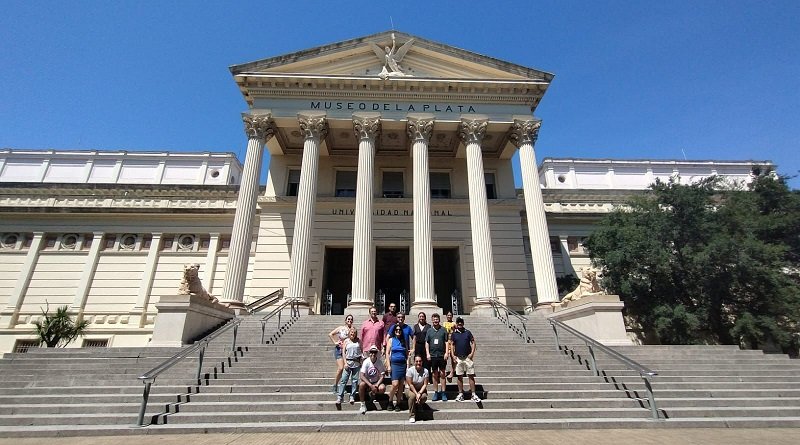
[179,264,219,304]
[552,267,604,308]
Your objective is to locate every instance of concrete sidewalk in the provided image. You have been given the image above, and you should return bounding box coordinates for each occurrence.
[1,429,798,445]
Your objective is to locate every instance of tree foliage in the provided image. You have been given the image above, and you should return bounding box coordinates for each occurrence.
[33,304,89,348]
[585,174,800,353]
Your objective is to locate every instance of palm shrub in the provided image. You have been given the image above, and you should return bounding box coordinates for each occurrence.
[33,304,89,347]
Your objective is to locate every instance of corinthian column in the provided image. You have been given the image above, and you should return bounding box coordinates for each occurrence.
[348,114,381,311]
[510,118,559,305]
[286,113,327,303]
[221,112,274,307]
[408,116,439,310]
[459,118,497,311]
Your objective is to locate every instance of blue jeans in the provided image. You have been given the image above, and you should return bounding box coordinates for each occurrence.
[338,366,360,399]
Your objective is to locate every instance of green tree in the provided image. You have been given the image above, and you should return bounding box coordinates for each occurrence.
[585,174,800,353]
[33,304,89,348]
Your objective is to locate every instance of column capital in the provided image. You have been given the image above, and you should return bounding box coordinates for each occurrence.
[298,114,328,140]
[241,112,275,142]
[509,118,542,148]
[458,118,488,144]
[407,117,435,142]
[352,115,381,140]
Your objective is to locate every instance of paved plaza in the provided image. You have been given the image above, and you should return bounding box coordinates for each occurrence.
[2,429,799,445]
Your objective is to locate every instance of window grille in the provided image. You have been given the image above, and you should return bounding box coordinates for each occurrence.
[13,340,39,354]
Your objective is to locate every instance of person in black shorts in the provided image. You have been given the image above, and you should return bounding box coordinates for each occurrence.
[425,313,449,401]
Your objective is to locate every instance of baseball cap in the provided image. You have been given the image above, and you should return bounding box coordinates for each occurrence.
[368,345,379,352]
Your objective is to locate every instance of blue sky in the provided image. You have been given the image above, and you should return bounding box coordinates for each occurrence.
[1,1,798,188]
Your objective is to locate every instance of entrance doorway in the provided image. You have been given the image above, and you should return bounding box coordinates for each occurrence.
[322,247,352,315]
[375,247,410,313]
[434,248,461,314]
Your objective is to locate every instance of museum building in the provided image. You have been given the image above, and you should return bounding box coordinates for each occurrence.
[0,31,766,352]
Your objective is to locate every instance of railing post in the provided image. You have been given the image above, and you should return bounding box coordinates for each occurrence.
[260,320,266,344]
[231,323,238,353]
[643,375,659,420]
[551,323,561,353]
[136,380,152,426]
[587,343,599,376]
[522,321,528,343]
[196,346,206,382]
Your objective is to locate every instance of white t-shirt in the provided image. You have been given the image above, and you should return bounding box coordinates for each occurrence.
[360,357,386,384]
[343,340,362,368]
[405,366,429,390]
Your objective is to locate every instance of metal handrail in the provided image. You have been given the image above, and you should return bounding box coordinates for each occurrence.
[489,298,530,343]
[246,289,284,313]
[548,317,660,420]
[260,298,300,344]
[136,316,242,426]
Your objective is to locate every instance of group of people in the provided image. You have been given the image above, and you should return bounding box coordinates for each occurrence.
[328,304,481,423]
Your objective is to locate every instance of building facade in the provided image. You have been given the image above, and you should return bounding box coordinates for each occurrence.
[0,31,767,352]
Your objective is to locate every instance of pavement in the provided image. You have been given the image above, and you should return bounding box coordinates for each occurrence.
[1,429,799,445]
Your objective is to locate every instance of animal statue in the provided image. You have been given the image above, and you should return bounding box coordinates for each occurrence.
[179,264,219,304]
[552,267,603,308]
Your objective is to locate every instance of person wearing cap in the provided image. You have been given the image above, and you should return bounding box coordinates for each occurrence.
[450,317,481,403]
[358,345,387,414]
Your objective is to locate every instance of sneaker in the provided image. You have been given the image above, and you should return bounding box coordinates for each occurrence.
[441,392,448,402]
[349,395,355,405]
[455,393,464,402]
[335,395,343,405]
[431,391,439,402]
[359,403,367,415]
[471,393,482,403]
[408,416,416,424]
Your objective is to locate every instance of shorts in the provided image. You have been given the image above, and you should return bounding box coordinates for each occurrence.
[390,360,406,381]
[429,357,447,373]
[333,345,342,360]
[455,356,475,376]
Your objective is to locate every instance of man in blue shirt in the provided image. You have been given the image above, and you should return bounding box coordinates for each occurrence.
[386,312,414,355]
[450,317,481,403]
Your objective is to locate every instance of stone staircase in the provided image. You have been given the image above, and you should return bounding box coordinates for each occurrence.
[0,311,798,436]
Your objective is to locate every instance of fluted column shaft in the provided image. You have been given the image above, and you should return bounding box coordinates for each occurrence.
[349,115,380,306]
[459,119,497,303]
[221,113,274,305]
[409,117,436,306]
[512,119,559,304]
[287,114,328,301]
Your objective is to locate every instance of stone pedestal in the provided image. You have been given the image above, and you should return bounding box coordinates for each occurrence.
[149,294,237,347]
[546,295,632,346]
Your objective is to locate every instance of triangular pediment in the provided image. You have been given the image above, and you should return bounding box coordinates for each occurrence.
[230,31,553,82]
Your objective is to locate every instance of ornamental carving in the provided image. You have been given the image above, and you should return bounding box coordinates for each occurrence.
[458,118,488,144]
[407,117,434,141]
[297,114,329,140]
[509,119,542,147]
[352,116,381,140]
[241,113,275,141]
[369,33,415,80]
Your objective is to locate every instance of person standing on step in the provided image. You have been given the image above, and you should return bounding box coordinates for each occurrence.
[443,311,457,381]
[360,306,385,356]
[328,314,354,394]
[451,317,482,403]
[385,323,410,411]
[382,302,398,328]
[411,311,431,372]
[405,355,429,423]
[425,313,449,401]
[336,327,362,406]
[358,345,387,414]
[386,312,413,348]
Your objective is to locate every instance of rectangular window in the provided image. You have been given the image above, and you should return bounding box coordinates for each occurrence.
[286,169,301,197]
[82,339,109,348]
[485,172,497,199]
[430,172,451,199]
[13,340,39,353]
[335,170,357,197]
[549,236,561,253]
[382,171,404,198]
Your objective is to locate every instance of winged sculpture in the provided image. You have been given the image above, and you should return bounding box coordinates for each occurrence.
[370,33,415,80]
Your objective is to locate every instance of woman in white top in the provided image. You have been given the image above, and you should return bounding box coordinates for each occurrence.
[328,314,354,394]
[336,327,363,405]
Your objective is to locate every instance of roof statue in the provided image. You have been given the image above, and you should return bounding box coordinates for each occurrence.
[370,32,415,80]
